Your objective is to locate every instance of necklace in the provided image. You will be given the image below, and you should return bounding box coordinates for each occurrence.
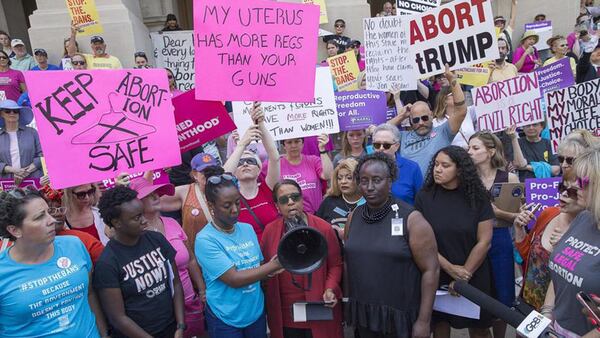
[342,194,361,212]
[212,221,235,234]
[361,197,393,224]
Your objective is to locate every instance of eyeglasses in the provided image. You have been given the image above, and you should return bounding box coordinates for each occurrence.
[2,110,19,115]
[72,188,96,200]
[0,56,8,60]
[237,157,259,167]
[577,176,590,190]
[72,61,86,65]
[373,142,397,150]
[335,24,345,28]
[48,207,67,215]
[411,115,430,124]
[558,182,579,199]
[557,155,576,165]
[134,51,146,57]
[277,192,302,205]
[207,174,237,186]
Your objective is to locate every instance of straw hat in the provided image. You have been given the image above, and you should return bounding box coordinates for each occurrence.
[520,30,540,45]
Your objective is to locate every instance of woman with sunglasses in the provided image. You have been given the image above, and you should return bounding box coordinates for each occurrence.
[557,133,599,178]
[431,86,477,149]
[166,68,183,97]
[223,103,279,241]
[0,188,109,337]
[332,129,373,168]
[261,179,343,338]
[344,152,439,338]
[0,50,27,101]
[543,148,600,337]
[63,183,110,244]
[134,52,150,69]
[195,174,283,337]
[70,53,88,70]
[544,35,577,76]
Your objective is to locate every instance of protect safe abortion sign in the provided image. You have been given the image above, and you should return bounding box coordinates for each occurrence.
[406,0,499,78]
[24,70,181,189]
[193,0,320,102]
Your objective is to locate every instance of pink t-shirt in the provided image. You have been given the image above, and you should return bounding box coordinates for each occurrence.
[301,135,334,157]
[280,155,323,214]
[567,32,577,50]
[162,217,195,305]
[0,69,25,101]
[513,46,539,73]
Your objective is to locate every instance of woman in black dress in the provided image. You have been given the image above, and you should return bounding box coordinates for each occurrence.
[345,152,439,338]
[415,146,494,338]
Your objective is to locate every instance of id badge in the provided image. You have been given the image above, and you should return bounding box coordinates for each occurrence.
[391,218,403,236]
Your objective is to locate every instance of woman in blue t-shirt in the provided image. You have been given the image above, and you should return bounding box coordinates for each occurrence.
[195,174,283,337]
[0,187,107,338]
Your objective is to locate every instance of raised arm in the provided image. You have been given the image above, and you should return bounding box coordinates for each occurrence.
[508,0,518,31]
[253,103,281,189]
[223,125,261,173]
[507,125,528,169]
[445,65,467,134]
[318,134,333,181]
[67,22,78,57]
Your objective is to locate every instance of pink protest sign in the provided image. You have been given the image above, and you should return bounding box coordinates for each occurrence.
[194,0,320,102]
[101,169,170,189]
[173,90,237,153]
[24,70,181,189]
[0,178,41,190]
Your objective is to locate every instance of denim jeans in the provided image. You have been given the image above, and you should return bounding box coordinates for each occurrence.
[205,305,266,338]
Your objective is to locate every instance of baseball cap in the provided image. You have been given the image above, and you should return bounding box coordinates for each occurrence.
[11,39,25,48]
[34,48,47,56]
[191,153,218,172]
[129,177,174,200]
[494,16,507,23]
[90,36,104,44]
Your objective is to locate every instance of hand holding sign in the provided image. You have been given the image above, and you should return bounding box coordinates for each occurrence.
[240,125,262,147]
[318,133,330,152]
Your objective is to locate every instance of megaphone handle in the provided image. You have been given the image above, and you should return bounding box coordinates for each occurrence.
[291,274,312,291]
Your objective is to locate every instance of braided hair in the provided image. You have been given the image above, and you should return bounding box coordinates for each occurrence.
[205,175,238,204]
[354,151,398,183]
[0,188,43,240]
[97,186,138,228]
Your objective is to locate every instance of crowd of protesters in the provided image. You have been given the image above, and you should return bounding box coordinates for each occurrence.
[1,2,600,338]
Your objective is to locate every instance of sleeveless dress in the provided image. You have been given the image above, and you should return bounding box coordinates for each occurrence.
[345,198,421,337]
[182,184,209,250]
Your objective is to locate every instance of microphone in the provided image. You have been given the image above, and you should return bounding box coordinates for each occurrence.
[453,281,554,338]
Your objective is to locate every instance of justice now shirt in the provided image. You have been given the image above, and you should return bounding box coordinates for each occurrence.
[94,231,176,337]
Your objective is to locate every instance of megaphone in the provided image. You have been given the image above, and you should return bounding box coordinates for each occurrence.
[277,226,328,290]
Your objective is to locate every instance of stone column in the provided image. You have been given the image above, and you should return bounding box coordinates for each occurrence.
[28,0,153,68]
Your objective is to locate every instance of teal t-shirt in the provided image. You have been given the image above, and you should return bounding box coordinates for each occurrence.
[0,235,99,337]
[195,222,264,328]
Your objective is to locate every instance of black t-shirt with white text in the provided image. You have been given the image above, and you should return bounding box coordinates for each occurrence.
[518,138,558,182]
[94,231,177,337]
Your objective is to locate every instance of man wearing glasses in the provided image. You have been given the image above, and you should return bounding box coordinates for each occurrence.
[31,49,60,71]
[66,23,122,70]
[322,19,351,50]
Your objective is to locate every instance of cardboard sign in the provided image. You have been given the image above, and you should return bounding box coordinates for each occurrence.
[303,0,328,24]
[327,51,360,92]
[24,70,181,189]
[546,78,600,152]
[173,90,236,153]
[363,16,416,91]
[101,169,170,189]
[65,0,103,36]
[151,31,195,91]
[397,0,441,15]
[407,0,499,78]
[0,178,41,191]
[525,177,561,229]
[535,58,575,96]
[335,90,388,131]
[233,67,339,140]
[524,21,553,51]
[473,72,543,133]
[193,0,320,102]
[456,65,490,87]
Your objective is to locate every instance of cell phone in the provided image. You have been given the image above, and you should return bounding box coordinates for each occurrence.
[576,292,600,326]
[530,203,542,214]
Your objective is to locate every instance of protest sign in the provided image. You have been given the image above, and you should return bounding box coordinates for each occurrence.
[535,58,575,96]
[525,177,561,229]
[193,0,320,102]
[24,69,181,189]
[473,72,543,133]
[456,64,490,87]
[0,178,41,191]
[65,0,103,36]
[407,0,499,78]
[173,90,236,153]
[363,16,416,91]
[397,0,441,15]
[524,21,553,50]
[303,0,328,24]
[151,31,195,91]
[0,91,5,101]
[546,78,600,152]
[233,67,339,140]
[101,169,170,189]
[328,51,360,91]
[335,90,388,131]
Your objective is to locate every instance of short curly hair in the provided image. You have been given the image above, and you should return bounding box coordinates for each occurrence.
[0,189,43,240]
[354,151,398,183]
[98,186,138,228]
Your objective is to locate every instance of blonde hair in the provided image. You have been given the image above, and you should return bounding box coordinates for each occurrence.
[565,129,599,148]
[574,147,600,223]
[326,158,359,197]
[469,131,507,169]
[432,86,452,120]
[557,137,587,157]
[62,183,100,215]
[341,130,367,158]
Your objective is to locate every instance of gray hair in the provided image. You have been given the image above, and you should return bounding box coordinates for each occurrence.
[373,123,401,143]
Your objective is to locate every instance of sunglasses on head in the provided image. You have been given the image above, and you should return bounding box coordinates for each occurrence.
[373,142,397,150]
[558,182,579,199]
[72,61,85,65]
[557,155,576,165]
[237,157,258,167]
[72,187,96,200]
[277,192,302,205]
[411,115,430,124]
[207,174,237,186]
[134,52,146,57]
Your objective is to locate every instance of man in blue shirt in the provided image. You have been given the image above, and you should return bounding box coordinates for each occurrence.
[31,49,60,71]
[372,123,422,205]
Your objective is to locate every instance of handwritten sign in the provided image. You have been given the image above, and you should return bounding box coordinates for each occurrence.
[407,0,499,78]
[101,169,170,189]
[535,58,575,97]
[397,0,441,15]
[194,0,320,102]
[173,90,236,153]
[65,0,103,36]
[232,67,339,140]
[328,51,360,91]
[151,31,195,91]
[473,72,543,133]
[525,177,561,229]
[0,178,41,191]
[335,90,388,131]
[524,21,553,51]
[546,78,600,152]
[303,0,328,24]
[363,16,416,91]
[24,69,181,189]
[456,64,491,87]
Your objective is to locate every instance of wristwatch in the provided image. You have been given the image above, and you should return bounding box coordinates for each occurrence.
[177,323,187,331]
